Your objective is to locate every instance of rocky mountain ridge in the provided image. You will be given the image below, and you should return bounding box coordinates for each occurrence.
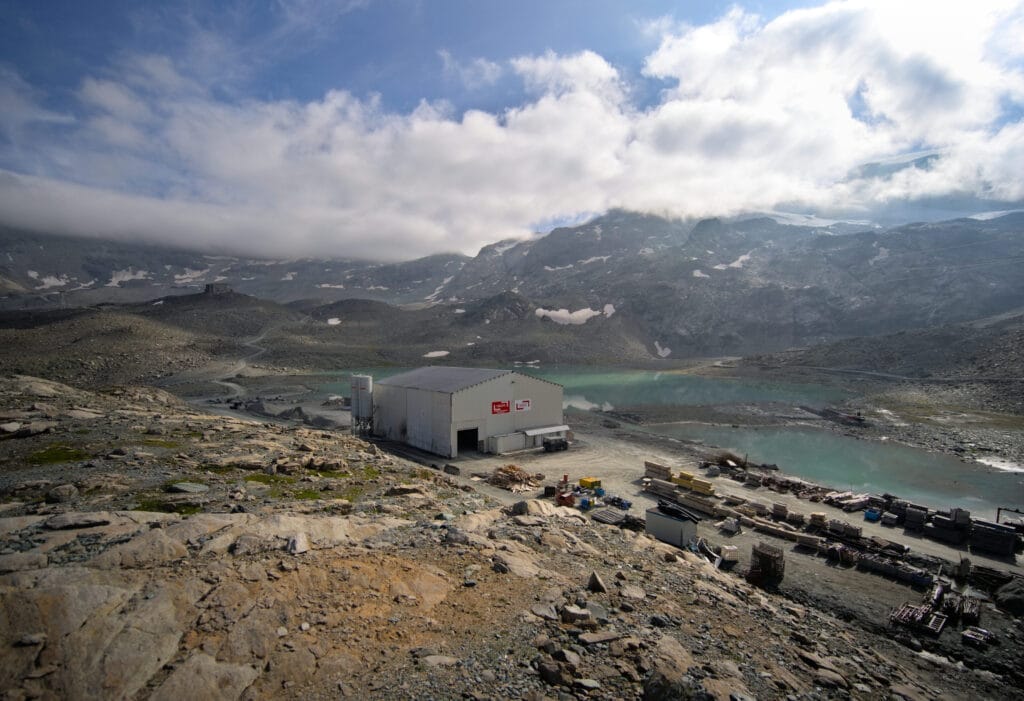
[3,211,1024,359]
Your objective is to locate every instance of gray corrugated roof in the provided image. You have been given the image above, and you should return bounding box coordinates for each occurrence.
[377,366,512,393]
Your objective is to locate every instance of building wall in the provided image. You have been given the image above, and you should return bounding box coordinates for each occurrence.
[376,371,563,458]
[373,384,454,456]
[451,373,563,450]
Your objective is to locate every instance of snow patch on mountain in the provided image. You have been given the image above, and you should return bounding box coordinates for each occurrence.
[106,268,151,287]
[174,268,209,284]
[424,276,454,302]
[654,341,672,358]
[535,307,603,325]
[713,252,753,270]
[693,270,710,278]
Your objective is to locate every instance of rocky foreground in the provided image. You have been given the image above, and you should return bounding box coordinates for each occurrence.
[1,376,1021,700]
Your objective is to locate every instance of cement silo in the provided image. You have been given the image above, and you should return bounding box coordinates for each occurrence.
[350,374,373,434]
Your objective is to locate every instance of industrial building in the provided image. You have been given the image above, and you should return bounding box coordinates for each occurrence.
[367,366,567,458]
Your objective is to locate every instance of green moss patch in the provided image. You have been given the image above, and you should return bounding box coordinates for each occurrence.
[136,499,202,516]
[244,473,296,485]
[27,444,90,465]
[141,438,181,449]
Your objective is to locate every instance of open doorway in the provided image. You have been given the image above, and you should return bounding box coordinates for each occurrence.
[456,428,479,455]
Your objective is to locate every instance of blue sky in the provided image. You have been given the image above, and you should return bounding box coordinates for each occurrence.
[1,0,1023,259]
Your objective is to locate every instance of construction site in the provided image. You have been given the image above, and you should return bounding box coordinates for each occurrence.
[398,418,1024,681]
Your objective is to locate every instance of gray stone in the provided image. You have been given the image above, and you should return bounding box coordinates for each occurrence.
[511,500,530,515]
[0,552,48,573]
[166,482,209,494]
[422,655,460,667]
[574,679,601,690]
[586,602,610,623]
[814,668,849,689]
[287,533,310,555]
[43,513,111,530]
[0,421,21,434]
[554,649,581,667]
[578,631,622,646]
[230,534,265,555]
[560,605,592,624]
[587,571,608,593]
[150,653,259,701]
[46,484,79,503]
[444,527,470,545]
[620,585,646,600]
[539,662,570,686]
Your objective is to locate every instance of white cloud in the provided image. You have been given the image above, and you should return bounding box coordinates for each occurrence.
[439,50,503,89]
[0,2,1022,260]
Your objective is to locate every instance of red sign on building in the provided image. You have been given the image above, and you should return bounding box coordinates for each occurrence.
[515,399,532,412]
[491,400,511,415]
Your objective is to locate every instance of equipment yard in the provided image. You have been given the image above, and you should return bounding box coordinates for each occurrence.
[427,411,1024,682]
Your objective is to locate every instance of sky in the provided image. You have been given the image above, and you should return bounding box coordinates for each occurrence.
[1,0,1023,261]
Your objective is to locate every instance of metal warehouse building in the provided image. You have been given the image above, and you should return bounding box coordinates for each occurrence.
[372,366,566,458]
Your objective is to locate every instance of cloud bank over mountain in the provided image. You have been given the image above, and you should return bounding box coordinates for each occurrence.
[0,1,1022,260]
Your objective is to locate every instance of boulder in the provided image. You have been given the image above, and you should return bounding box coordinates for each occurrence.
[46,484,79,503]
[587,571,608,593]
[0,552,48,573]
[150,653,259,701]
[43,513,111,530]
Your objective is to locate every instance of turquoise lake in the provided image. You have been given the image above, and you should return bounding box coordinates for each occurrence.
[635,423,1020,520]
[314,367,1022,518]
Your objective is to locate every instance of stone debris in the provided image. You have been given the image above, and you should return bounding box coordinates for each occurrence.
[0,375,1018,700]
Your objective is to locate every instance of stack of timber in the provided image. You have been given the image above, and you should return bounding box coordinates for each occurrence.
[890,603,947,636]
[969,519,1018,557]
[643,461,673,481]
[643,478,678,500]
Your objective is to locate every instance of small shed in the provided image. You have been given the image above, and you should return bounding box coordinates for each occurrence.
[645,502,701,548]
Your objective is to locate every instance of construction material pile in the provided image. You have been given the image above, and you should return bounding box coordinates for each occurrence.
[486,464,544,492]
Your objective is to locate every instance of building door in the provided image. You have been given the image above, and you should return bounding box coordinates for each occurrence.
[456,428,479,455]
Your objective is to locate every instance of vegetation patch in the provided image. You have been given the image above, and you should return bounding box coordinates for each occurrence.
[244,473,296,485]
[292,488,323,500]
[361,464,381,479]
[135,499,202,516]
[313,469,350,479]
[141,438,180,449]
[28,444,90,465]
[339,484,365,502]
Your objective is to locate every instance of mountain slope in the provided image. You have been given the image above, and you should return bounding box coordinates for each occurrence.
[3,211,1023,359]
